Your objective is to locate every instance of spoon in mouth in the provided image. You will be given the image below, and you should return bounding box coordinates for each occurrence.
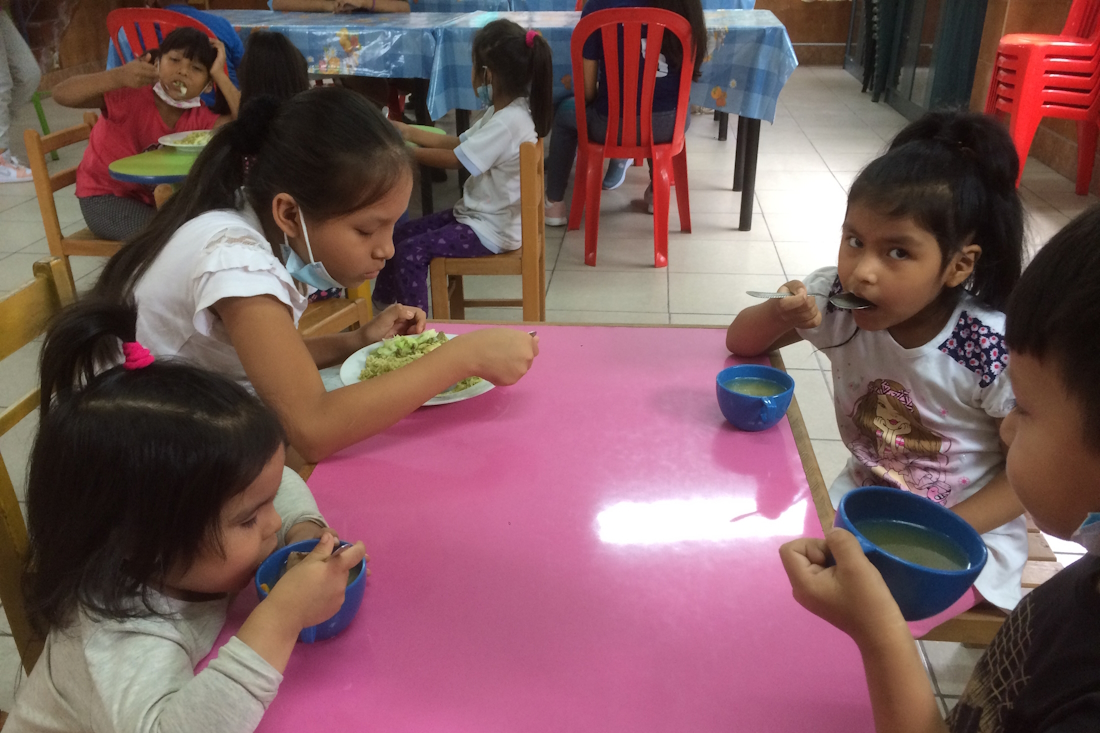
[746,290,873,311]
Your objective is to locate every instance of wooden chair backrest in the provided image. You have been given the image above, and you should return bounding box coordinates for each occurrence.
[24,113,97,253]
[0,258,77,674]
[519,139,546,318]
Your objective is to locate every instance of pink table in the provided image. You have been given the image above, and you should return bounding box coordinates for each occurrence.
[209,324,873,731]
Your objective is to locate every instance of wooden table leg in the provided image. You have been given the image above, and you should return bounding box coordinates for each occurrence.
[733,115,748,192]
[455,109,471,187]
[717,111,729,142]
[738,118,760,232]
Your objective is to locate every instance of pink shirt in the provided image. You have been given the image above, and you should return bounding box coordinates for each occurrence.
[76,86,219,205]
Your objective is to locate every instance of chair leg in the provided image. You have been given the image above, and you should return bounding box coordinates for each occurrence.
[651,148,672,268]
[429,259,450,319]
[1006,84,1042,188]
[583,149,605,267]
[672,146,690,234]
[449,275,466,319]
[568,146,588,231]
[1076,119,1099,196]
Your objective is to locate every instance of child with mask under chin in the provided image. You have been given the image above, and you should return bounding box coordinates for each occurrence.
[53,27,240,242]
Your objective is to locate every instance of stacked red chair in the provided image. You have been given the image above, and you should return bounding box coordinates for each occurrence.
[985,0,1100,194]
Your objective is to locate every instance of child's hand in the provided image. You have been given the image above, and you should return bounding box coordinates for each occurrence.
[209,38,227,77]
[390,120,410,139]
[774,280,822,330]
[334,0,369,12]
[779,530,906,646]
[118,54,159,89]
[452,328,539,386]
[265,533,368,630]
[362,303,426,344]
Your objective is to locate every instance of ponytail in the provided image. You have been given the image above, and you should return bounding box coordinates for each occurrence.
[472,19,553,136]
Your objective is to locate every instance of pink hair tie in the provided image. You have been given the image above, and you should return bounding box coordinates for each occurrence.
[122,341,155,370]
[526,29,539,47]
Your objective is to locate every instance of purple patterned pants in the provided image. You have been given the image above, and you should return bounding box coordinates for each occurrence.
[373,209,495,311]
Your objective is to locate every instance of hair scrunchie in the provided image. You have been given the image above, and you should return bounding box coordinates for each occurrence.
[122,341,155,370]
[526,29,539,47]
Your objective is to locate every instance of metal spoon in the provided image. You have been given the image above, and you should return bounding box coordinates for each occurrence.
[746,290,873,310]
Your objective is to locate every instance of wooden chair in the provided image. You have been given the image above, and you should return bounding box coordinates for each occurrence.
[25,113,122,293]
[298,284,374,338]
[429,140,546,321]
[0,259,78,676]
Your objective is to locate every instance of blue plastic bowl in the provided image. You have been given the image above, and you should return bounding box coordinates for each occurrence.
[833,487,988,621]
[255,539,367,643]
[716,365,795,432]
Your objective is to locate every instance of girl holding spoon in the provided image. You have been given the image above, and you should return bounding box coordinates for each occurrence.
[727,112,1028,630]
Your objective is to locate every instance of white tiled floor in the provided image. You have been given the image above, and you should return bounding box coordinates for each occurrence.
[0,65,1094,715]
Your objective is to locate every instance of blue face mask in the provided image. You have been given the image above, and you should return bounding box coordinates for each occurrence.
[1071,513,1100,555]
[475,82,493,108]
[279,212,343,291]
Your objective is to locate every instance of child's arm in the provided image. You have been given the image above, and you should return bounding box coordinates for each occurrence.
[215,295,538,462]
[392,120,463,169]
[952,467,1025,535]
[272,0,337,10]
[780,531,948,733]
[726,280,819,356]
[52,55,158,109]
[336,0,412,11]
[210,39,241,125]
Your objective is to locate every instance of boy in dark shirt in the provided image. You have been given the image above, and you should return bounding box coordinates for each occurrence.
[780,206,1100,733]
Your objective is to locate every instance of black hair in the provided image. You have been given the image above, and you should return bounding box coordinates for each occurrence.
[239,31,310,105]
[471,19,553,137]
[25,300,287,630]
[847,111,1024,311]
[94,87,413,302]
[649,0,707,81]
[1006,206,1100,444]
[153,27,228,114]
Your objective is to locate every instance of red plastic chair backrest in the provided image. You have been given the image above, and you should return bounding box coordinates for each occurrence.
[570,8,695,155]
[1064,0,1100,39]
[106,8,216,63]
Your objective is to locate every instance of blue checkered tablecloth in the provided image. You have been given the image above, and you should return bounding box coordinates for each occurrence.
[410,0,509,11]
[426,9,796,121]
[209,9,463,78]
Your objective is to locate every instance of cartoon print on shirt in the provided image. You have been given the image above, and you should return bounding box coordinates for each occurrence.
[849,379,952,504]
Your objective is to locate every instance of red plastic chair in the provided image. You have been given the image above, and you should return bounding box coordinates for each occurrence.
[984,0,1100,194]
[566,8,693,268]
[106,8,223,73]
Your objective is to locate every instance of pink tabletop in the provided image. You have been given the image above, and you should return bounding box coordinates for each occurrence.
[207,324,873,731]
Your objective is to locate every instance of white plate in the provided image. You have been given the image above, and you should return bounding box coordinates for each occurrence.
[158,130,213,152]
[339,334,495,406]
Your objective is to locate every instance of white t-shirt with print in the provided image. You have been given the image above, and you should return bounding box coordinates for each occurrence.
[796,267,1027,612]
[133,205,308,388]
[453,97,537,254]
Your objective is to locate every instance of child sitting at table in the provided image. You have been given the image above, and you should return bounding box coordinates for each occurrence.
[543,0,707,224]
[727,112,1029,630]
[781,206,1100,732]
[91,87,538,464]
[5,300,365,733]
[374,19,552,311]
[53,27,240,241]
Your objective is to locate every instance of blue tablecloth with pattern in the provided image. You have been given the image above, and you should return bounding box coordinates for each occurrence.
[211,8,795,120]
[512,0,752,12]
[426,10,795,121]
[209,9,463,78]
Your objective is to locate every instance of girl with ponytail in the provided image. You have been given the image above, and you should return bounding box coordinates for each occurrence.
[727,111,1029,629]
[379,19,553,311]
[6,300,364,732]
[93,86,539,464]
